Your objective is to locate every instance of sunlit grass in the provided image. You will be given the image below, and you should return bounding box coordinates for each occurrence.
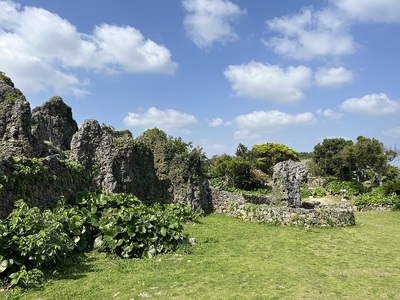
[3,211,400,300]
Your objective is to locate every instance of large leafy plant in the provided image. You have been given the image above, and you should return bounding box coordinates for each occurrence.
[0,192,201,288]
[0,200,76,287]
[354,187,400,209]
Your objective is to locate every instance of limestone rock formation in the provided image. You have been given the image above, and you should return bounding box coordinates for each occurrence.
[70,119,115,191]
[272,160,308,207]
[0,154,90,217]
[31,96,78,153]
[0,73,212,215]
[0,73,35,157]
[69,121,169,201]
[69,123,213,212]
[136,128,212,212]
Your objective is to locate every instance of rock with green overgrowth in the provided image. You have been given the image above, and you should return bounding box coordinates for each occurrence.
[0,72,36,158]
[0,71,212,216]
[31,96,78,153]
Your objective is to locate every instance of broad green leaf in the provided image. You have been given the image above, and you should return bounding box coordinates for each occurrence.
[160,227,167,237]
[93,237,104,249]
[0,259,8,273]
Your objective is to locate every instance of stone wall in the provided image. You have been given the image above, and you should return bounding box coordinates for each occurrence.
[229,203,355,227]
[211,188,275,213]
[211,188,355,227]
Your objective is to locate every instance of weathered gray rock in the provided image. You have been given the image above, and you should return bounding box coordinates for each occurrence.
[69,121,166,198]
[104,136,172,202]
[272,160,308,207]
[0,154,90,217]
[0,73,213,215]
[31,96,78,152]
[0,74,35,157]
[137,129,212,212]
[70,119,114,190]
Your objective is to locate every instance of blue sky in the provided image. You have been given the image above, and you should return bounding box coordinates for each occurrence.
[1,0,400,158]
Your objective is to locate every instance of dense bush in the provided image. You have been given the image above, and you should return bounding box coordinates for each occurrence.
[300,185,327,198]
[0,200,76,287]
[0,192,201,288]
[325,180,365,197]
[209,178,271,195]
[381,180,400,196]
[354,187,399,209]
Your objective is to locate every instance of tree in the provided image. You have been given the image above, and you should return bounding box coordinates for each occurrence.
[235,143,249,158]
[352,136,397,185]
[209,154,252,189]
[313,136,399,184]
[298,152,313,160]
[313,138,354,180]
[252,143,299,175]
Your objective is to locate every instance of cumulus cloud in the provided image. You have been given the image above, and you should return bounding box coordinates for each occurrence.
[182,0,246,49]
[233,110,316,139]
[0,1,177,96]
[316,108,344,120]
[91,24,177,74]
[123,107,197,132]
[340,93,400,116]
[224,61,312,103]
[335,0,400,23]
[314,67,353,87]
[264,7,357,60]
[208,117,232,127]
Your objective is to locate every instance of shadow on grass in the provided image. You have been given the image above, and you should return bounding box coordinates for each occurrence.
[45,252,97,282]
[4,252,98,297]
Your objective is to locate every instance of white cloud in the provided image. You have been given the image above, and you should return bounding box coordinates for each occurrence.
[224,61,312,103]
[264,7,357,60]
[0,1,177,96]
[209,117,223,127]
[208,117,232,127]
[316,108,344,120]
[314,67,353,87]
[335,0,400,23]
[340,93,400,116]
[182,0,246,49]
[123,107,197,132]
[383,127,400,138]
[233,110,316,139]
[92,24,177,74]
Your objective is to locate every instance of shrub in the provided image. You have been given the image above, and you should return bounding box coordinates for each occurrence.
[1,192,201,288]
[164,202,203,223]
[381,180,400,196]
[75,192,197,258]
[325,180,365,197]
[354,187,399,209]
[0,200,76,287]
[300,185,326,198]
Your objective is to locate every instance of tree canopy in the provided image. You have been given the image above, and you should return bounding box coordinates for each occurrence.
[313,136,399,185]
[209,142,299,191]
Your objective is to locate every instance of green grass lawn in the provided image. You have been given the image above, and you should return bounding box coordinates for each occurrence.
[3,211,400,300]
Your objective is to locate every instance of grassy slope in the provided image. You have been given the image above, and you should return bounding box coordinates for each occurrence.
[3,211,400,300]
